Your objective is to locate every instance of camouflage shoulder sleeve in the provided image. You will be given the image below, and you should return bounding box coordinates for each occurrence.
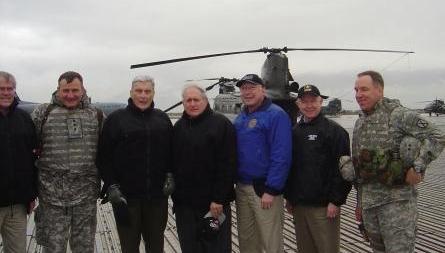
[392,108,445,172]
[351,116,363,158]
[31,103,50,137]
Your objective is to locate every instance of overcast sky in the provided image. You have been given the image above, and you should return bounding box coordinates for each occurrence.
[1,0,444,110]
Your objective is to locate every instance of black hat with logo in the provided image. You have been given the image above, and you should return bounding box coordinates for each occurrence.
[200,212,226,240]
[297,84,329,99]
[236,74,264,87]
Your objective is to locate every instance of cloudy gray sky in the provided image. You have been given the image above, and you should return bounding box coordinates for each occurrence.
[1,0,444,110]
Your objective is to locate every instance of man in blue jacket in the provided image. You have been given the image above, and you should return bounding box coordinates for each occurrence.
[234,74,292,253]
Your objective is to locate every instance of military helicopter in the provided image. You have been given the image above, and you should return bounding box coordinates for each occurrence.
[131,47,414,122]
[322,98,343,116]
[421,98,445,116]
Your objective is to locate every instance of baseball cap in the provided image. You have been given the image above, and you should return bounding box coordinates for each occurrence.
[236,74,264,87]
[297,84,328,99]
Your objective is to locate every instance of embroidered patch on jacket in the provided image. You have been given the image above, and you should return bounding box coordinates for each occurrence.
[67,117,83,139]
[248,118,257,128]
[308,134,318,141]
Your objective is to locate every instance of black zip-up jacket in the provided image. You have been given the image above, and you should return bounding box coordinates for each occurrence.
[172,105,236,209]
[96,99,173,200]
[284,114,352,207]
[0,98,37,207]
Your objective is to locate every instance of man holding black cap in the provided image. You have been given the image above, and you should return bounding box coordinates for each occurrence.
[234,74,292,253]
[172,84,236,253]
[284,84,351,253]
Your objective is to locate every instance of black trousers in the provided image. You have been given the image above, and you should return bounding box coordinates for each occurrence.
[113,198,168,253]
[175,204,232,253]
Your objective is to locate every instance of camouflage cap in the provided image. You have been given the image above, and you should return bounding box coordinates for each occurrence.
[400,136,421,169]
[339,155,355,182]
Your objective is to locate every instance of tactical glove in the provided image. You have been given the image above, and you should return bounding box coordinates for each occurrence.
[107,184,127,206]
[163,173,175,196]
[339,156,355,182]
[107,184,131,226]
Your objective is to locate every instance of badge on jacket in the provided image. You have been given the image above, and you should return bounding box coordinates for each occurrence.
[307,134,318,141]
[67,117,83,139]
[248,118,257,128]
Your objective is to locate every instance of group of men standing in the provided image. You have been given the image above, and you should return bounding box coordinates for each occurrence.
[0,69,444,253]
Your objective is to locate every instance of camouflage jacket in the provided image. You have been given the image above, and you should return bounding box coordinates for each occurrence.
[352,97,445,209]
[31,92,102,206]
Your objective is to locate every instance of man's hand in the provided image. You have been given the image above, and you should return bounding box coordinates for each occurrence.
[261,193,274,209]
[210,202,223,218]
[355,205,362,222]
[405,167,423,185]
[108,184,130,226]
[285,200,293,214]
[27,200,36,214]
[107,184,127,206]
[163,173,175,196]
[326,202,339,219]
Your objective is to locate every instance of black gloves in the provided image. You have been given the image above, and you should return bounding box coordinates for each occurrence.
[107,184,127,205]
[107,184,130,226]
[163,173,175,196]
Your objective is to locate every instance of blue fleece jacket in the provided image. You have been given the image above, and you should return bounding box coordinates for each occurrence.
[234,98,292,195]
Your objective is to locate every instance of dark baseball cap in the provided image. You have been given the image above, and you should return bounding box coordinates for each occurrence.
[236,74,264,87]
[297,84,329,99]
[200,212,226,240]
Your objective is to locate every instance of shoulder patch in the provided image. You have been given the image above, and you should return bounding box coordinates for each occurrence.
[416,119,428,128]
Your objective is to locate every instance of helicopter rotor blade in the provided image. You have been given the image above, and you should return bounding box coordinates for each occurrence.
[163,80,224,112]
[132,47,414,69]
[285,48,414,54]
[185,78,221,82]
[204,80,225,91]
[131,49,266,69]
[164,101,182,113]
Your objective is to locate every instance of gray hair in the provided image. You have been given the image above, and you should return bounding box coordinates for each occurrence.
[132,75,155,88]
[0,71,17,88]
[182,83,208,101]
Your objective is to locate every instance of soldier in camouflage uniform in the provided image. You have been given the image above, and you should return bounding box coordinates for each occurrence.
[31,71,103,253]
[352,70,445,253]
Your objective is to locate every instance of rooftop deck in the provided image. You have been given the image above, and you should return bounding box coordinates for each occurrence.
[1,151,443,252]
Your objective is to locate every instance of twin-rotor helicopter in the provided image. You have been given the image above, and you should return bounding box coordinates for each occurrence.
[131,47,414,121]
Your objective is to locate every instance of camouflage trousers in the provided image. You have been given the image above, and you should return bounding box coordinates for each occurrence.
[35,200,97,253]
[362,198,417,253]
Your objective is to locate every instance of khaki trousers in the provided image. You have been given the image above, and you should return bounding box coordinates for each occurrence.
[235,183,284,253]
[0,204,27,253]
[292,205,340,253]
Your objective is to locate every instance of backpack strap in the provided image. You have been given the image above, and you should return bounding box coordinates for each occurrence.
[36,104,56,156]
[95,107,104,128]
